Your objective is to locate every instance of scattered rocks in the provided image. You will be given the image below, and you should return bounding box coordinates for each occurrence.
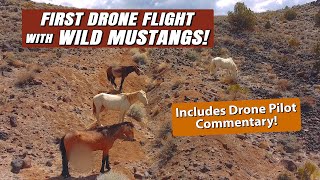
[225,162,233,169]
[0,131,9,141]
[258,141,270,150]
[11,158,24,173]
[236,134,247,140]
[9,116,18,127]
[200,164,210,173]
[23,159,32,169]
[45,160,53,167]
[42,103,56,112]
[26,144,33,150]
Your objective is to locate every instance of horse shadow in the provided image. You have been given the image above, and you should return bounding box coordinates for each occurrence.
[48,174,98,180]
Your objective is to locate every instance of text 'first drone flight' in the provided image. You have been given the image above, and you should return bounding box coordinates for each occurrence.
[22,10,214,48]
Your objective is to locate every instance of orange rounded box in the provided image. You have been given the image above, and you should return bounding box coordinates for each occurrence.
[171,98,301,136]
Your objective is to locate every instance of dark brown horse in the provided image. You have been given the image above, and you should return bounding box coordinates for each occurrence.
[59,122,135,178]
[106,65,142,92]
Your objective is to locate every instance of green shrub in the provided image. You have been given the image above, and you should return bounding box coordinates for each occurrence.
[265,21,271,29]
[227,2,257,31]
[284,9,297,21]
[315,11,320,26]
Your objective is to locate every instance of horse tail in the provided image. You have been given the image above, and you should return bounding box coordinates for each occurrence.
[93,101,96,115]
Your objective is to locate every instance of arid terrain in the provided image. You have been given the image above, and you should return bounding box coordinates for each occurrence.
[0,0,319,179]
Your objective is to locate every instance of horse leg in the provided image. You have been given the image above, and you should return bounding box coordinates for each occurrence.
[60,138,70,178]
[105,155,110,171]
[101,151,110,173]
[100,154,106,173]
[119,77,125,92]
[111,77,117,89]
[119,111,125,123]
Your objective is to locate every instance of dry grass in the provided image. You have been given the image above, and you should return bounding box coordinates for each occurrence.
[127,103,146,122]
[132,52,149,65]
[227,84,249,100]
[8,60,25,68]
[97,171,129,180]
[157,121,171,140]
[158,138,177,167]
[185,50,200,61]
[27,64,42,73]
[297,161,320,180]
[300,96,317,109]
[276,79,291,91]
[155,62,169,73]
[171,78,185,90]
[277,173,294,180]
[288,38,300,48]
[15,72,35,88]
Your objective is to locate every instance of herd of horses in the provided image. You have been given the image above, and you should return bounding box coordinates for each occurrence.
[59,65,146,178]
[59,57,238,178]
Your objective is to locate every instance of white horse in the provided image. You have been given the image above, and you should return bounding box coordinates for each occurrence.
[92,90,148,126]
[209,57,238,79]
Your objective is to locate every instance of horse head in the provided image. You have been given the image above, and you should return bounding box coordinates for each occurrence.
[138,90,148,105]
[118,122,135,141]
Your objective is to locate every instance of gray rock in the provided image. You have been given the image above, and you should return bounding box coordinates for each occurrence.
[9,116,17,127]
[280,159,297,172]
[11,158,24,173]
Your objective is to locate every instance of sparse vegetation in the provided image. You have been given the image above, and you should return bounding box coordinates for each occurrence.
[172,78,184,90]
[314,42,320,56]
[132,52,149,65]
[315,11,320,26]
[276,79,291,91]
[284,8,297,21]
[227,84,249,100]
[297,162,320,180]
[227,2,257,31]
[288,38,300,47]
[8,59,26,68]
[265,20,272,29]
[157,121,171,140]
[127,103,146,122]
[15,72,35,88]
[158,139,177,167]
[185,50,200,61]
[300,96,317,109]
[277,173,293,180]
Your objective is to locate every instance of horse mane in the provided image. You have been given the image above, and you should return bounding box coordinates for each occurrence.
[94,122,134,137]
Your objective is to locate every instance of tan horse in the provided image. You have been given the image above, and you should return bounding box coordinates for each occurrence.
[92,90,148,127]
[59,122,135,178]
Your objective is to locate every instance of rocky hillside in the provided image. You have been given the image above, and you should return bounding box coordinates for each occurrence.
[0,0,319,179]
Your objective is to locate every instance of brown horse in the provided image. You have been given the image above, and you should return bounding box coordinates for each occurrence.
[59,122,135,178]
[106,65,142,92]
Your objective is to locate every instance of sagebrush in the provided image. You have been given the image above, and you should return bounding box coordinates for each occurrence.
[228,2,257,30]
